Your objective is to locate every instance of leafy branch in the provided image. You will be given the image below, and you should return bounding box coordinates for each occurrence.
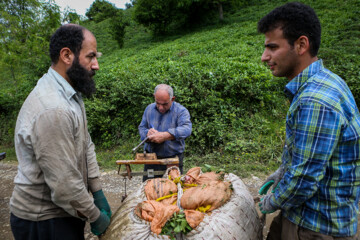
[160,211,192,240]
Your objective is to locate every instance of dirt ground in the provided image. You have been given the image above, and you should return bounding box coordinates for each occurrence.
[0,162,143,240]
[1,161,358,239]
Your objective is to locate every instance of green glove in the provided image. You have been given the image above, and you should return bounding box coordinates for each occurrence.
[93,189,112,218]
[259,194,278,214]
[259,180,274,195]
[258,165,285,195]
[90,209,110,236]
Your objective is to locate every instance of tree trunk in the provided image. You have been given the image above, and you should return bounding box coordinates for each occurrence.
[218,3,223,21]
[10,65,18,93]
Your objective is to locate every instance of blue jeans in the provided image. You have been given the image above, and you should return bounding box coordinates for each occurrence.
[10,213,85,240]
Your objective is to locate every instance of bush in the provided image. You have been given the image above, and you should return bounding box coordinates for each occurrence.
[85,22,287,154]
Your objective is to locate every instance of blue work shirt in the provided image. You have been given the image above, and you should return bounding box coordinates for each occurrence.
[138,101,192,157]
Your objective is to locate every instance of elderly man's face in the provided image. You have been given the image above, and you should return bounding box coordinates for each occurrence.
[154,89,175,114]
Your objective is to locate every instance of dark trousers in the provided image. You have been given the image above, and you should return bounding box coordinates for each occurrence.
[10,213,85,240]
[267,212,358,240]
[143,153,184,182]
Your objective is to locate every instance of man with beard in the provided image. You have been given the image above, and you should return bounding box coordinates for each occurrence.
[9,24,111,239]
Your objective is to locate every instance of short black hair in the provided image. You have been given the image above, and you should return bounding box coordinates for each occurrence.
[258,2,321,57]
[49,24,86,64]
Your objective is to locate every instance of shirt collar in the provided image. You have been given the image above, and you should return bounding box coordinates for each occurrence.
[284,59,324,100]
[48,67,77,100]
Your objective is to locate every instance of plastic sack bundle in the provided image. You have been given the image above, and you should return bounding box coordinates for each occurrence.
[100,167,262,240]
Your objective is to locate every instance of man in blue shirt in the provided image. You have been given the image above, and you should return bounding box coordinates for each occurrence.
[138,84,192,181]
[257,2,360,239]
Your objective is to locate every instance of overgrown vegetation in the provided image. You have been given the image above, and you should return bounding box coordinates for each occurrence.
[1,0,359,177]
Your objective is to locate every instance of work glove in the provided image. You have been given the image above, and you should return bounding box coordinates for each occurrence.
[93,189,112,218]
[90,209,110,236]
[259,193,278,214]
[259,164,286,195]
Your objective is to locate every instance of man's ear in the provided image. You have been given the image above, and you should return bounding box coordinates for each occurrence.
[294,35,310,56]
[59,47,74,65]
[171,96,175,101]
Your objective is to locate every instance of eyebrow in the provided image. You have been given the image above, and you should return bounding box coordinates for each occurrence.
[264,43,278,48]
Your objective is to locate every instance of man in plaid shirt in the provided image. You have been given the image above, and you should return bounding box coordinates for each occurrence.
[258,2,360,239]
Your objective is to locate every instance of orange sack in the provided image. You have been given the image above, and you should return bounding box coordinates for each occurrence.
[184,210,205,229]
[180,180,232,212]
[144,178,178,205]
[184,167,221,185]
[134,200,180,235]
[183,167,201,184]
[168,168,181,180]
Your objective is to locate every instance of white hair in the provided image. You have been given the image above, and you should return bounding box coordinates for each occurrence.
[154,84,174,98]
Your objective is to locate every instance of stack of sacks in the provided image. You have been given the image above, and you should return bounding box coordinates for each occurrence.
[100,166,262,240]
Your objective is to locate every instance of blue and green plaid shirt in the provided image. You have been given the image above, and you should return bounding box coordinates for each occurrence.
[271,60,360,236]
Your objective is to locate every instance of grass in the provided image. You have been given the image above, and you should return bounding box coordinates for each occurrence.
[0,144,17,164]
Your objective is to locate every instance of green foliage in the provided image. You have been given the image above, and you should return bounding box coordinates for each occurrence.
[133,0,243,35]
[0,0,61,144]
[161,211,192,239]
[0,0,59,82]
[317,0,360,105]
[83,7,129,51]
[133,0,181,35]
[82,19,119,55]
[63,7,81,24]
[110,10,129,48]
[86,21,286,153]
[201,164,225,174]
[1,0,359,179]
[0,144,17,162]
[85,0,118,23]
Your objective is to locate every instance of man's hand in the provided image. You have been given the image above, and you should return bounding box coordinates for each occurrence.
[148,131,174,144]
[259,193,278,214]
[147,128,158,136]
[93,189,112,218]
[259,165,286,195]
[90,209,110,236]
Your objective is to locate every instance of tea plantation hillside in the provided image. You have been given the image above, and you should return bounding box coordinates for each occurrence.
[79,0,359,175]
[1,0,359,177]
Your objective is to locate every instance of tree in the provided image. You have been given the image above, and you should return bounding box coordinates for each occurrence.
[133,0,237,35]
[110,10,129,48]
[133,0,185,35]
[0,0,60,88]
[85,0,118,23]
[63,7,81,24]
[0,0,61,144]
